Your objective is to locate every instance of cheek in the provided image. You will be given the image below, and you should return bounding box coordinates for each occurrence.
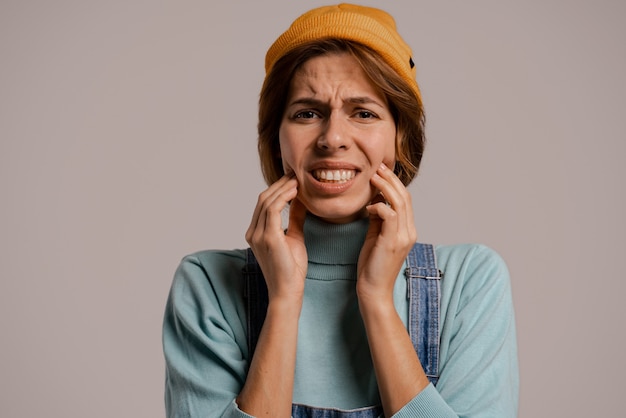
[381,129,398,167]
[279,147,292,173]
[384,146,396,167]
[278,136,299,175]
[278,126,291,170]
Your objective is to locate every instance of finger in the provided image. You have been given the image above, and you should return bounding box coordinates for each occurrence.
[364,202,383,238]
[372,164,408,210]
[370,164,416,241]
[369,192,387,206]
[365,201,398,239]
[248,175,292,230]
[263,181,298,233]
[370,168,406,225]
[286,196,307,241]
[246,176,297,243]
[247,181,283,242]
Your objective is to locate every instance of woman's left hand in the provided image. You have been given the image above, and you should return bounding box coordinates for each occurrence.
[356,163,428,417]
[357,163,417,303]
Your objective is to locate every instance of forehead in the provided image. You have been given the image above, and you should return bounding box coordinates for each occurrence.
[288,53,381,98]
[296,53,361,76]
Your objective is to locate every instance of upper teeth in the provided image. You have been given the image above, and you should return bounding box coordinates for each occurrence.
[314,169,356,182]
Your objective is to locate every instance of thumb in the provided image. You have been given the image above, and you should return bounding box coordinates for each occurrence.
[369,192,387,206]
[286,197,307,240]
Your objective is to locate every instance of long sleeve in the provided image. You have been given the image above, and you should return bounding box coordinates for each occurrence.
[162,239,518,417]
[163,251,252,418]
[393,244,519,418]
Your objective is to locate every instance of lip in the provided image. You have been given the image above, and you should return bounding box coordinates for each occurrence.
[308,161,360,171]
[306,172,356,194]
[305,161,360,195]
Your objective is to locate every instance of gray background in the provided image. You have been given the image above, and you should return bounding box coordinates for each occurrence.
[1,1,624,417]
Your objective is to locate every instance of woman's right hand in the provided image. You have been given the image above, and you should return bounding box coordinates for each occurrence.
[245,175,308,302]
[239,175,308,416]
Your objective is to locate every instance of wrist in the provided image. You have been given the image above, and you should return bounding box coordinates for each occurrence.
[267,294,304,320]
[357,289,396,318]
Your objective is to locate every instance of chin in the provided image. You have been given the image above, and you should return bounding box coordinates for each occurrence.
[304,200,369,224]
[297,182,378,224]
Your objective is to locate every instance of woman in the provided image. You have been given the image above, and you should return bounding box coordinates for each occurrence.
[163,4,518,417]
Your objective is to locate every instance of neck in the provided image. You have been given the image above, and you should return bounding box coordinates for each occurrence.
[302,213,369,266]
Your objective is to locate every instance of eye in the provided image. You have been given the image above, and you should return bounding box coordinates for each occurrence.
[354,110,378,119]
[294,110,320,119]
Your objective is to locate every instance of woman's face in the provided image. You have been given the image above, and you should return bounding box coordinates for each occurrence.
[279,53,396,224]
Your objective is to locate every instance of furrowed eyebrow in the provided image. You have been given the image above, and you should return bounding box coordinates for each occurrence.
[288,98,324,107]
[287,96,384,108]
[346,96,383,106]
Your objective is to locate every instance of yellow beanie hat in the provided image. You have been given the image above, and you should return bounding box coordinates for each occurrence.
[265,3,422,105]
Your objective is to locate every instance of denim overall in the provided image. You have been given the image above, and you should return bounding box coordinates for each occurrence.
[242,243,442,418]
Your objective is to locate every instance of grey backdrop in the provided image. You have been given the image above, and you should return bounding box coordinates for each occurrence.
[1,1,624,417]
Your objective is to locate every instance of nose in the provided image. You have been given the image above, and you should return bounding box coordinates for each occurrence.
[317,112,351,151]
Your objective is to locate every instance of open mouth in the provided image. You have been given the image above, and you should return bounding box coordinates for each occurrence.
[312,169,357,183]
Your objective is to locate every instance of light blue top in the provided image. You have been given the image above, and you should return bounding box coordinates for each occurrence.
[163,216,519,417]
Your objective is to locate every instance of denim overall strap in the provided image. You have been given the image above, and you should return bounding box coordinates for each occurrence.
[242,248,268,358]
[405,243,442,386]
[291,404,382,418]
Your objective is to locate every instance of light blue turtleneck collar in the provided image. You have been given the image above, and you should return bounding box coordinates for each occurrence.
[300,214,369,281]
